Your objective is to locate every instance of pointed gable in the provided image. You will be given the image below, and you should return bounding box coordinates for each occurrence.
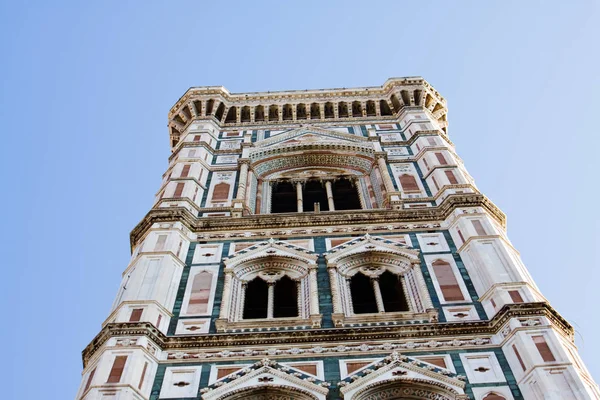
[339,351,467,400]
[255,125,367,148]
[325,234,419,276]
[200,358,329,400]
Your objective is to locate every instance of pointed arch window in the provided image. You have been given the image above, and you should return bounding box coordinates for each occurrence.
[216,241,320,331]
[431,260,465,302]
[326,236,436,325]
[187,271,213,314]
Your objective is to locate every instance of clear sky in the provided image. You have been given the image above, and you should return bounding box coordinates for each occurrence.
[1,1,599,398]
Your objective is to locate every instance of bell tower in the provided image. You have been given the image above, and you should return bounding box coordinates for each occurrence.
[77,78,599,400]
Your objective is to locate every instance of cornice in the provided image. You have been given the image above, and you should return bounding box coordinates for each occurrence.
[129,193,506,249]
[81,302,573,367]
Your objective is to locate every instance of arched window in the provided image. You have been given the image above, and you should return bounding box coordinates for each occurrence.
[310,103,320,119]
[350,273,378,314]
[296,104,307,119]
[254,105,265,122]
[211,182,230,201]
[187,271,213,314]
[205,99,215,115]
[380,100,392,115]
[268,105,278,121]
[431,260,465,301]
[483,393,506,400]
[240,106,251,122]
[366,100,376,116]
[379,270,409,312]
[214,102,225,120]
[338,102,349,117]
[243,277,269,319]
[324,102,334,118]
[352,101,362,117]
[273,276,298,317]
[225,106,236,123]
[399,174,419,192]
[282,104,293,120]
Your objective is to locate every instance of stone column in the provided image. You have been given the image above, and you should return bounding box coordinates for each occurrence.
[377,155,396,195]
[372,278,385,313]
[345,278,354,315]
[237,282,247,320]
[296,181,303,213]
[267,282,275,319]
[309,269,319,315]
[325,180,335,211]
[355,178,367,209]
[236,161,249,200]
[328,268,342,314]
[219,272,233,319]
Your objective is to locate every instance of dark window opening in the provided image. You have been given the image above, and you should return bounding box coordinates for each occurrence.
[297,104,307,119]
[310,103,320,119]
[366,100,376,116]
[214,102,225,120]
[255,105,265,122]
[273,276,298,318]
[243,278,268,319]
[225,106,237,123]
[380,100,392,115]
[333,178,361,210]
[338,102,349,118]
[271,181,297,213]
[350,273,378,314]
[241,106,251,122]
[205,99,215,115]
[379,271,409,312]
[303,180,329,212]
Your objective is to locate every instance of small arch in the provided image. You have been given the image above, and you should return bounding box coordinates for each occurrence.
[225,106,237,123]
[324,102,334,118]
[390,94,401,113]
[243,277,268,319]
[380,100,392,115]
[282,104,293,120]
[303,180,329,212]
[352,101,362,117]
[366,100,376,116]
[483,394,507,400]
[338,102,349,118]
[296,103,307,119]
[274,276,298,317]
[268,104,278,121]
[379,270,409,312]
[350,273,378,314]
[310,103,320,119]
[205,99,215,115]
[241,106,251,122]
[214,102,225,120]
[254,105,265,122]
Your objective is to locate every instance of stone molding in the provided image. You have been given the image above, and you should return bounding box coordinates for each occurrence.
[81,302,573,367]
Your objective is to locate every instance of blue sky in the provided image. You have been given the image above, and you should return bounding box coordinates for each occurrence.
[1,1,599,398]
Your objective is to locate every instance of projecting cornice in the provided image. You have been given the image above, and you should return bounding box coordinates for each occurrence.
[81,302,573,368]
[129,193,506,250]
[166,77,448,149]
